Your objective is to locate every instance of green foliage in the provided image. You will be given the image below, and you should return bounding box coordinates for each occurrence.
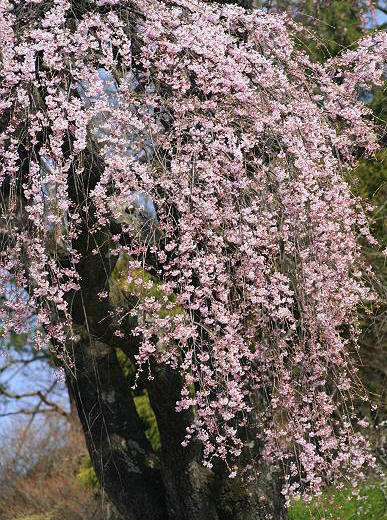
[352,149,387,419]
[293,0,387,427]
[76,455,99,490]
[134,391,161,452]
[355,149,387,247]
[289,480,387,520]
[110,252,184,318]
[314,0,363,57]
[116,349,161,452]
[290,0,364,61]
[116,347,136,380]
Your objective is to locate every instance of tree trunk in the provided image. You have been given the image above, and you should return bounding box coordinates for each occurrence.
[213,463,287,520]
[147,363,218,520]
[63,229,287,518]
[67,337,287,520]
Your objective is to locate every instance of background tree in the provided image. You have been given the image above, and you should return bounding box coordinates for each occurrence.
[0,1,386,519]
[0,416,117,520]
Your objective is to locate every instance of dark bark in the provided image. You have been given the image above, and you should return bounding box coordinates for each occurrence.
[213,462,287,520]
[146,365,287,520]
[66,331,168,520]
[63,221,287,519]
[66,323,287,520]
[212,0,262,8]
[147,364,218,520]
[62,208,168,519]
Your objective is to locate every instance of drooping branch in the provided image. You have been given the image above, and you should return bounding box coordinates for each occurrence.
[1,0,386,508]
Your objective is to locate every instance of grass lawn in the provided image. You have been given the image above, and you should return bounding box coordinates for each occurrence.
[289,479,387,519]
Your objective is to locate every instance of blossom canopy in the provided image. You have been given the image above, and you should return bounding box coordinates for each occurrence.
[0,0,386,501]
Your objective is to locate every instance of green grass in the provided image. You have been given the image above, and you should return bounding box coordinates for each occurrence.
[289,480,387,520]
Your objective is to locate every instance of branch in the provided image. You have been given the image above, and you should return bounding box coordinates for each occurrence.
[147,363,215,518]
[0,354,49,372]
[36,390,69,418]
[376,3,387,15]
[0,408,60,417]
[0,381,69,418]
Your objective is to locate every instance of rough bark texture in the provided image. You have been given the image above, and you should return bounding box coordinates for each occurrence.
[67,333,168,520]
[67,329,288,520]
[213,463,287,520]
[61,222,287,520]
[63,214,168,519]
[147,364,218,520]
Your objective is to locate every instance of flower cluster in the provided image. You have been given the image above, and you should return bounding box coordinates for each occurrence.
[0,0,386,501]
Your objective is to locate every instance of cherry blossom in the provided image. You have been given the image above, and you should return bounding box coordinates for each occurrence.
[0,0,386,502]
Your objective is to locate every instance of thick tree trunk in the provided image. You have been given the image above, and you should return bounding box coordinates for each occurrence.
[213,463,287,520]
[61,214,287,520]
[147,364,218,520]
[67,332,168,520]
[67,333,287,520]
[147,365,288,520]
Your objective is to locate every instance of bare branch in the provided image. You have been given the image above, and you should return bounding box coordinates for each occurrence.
[376,2,387,16]
[0,381,69,418]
